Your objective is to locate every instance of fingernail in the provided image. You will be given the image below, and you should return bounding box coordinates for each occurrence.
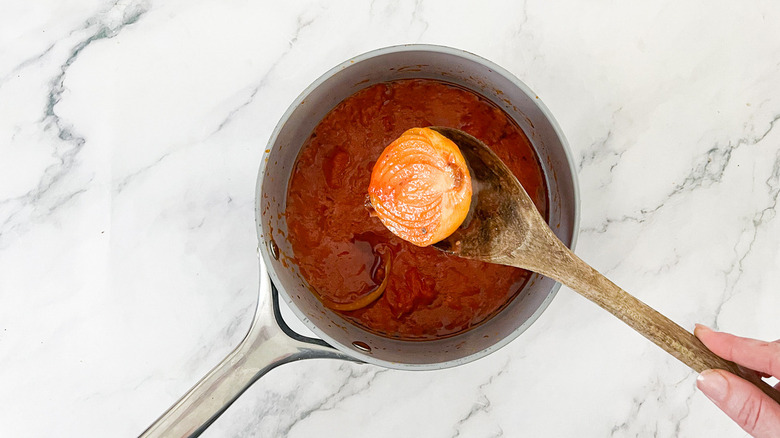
[694,324,713,337]
[697,369,728,403]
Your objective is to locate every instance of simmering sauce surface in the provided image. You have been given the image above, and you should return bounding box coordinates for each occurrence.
[286,79,548,339]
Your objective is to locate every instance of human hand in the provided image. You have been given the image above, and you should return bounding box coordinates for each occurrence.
[694,324,780,438]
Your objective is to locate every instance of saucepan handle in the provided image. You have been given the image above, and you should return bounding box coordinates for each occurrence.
[140,268,360,438]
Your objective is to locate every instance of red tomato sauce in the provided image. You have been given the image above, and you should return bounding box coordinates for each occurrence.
[286,79,548,339]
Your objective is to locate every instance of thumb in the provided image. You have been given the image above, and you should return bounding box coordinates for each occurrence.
[697,369,780,438]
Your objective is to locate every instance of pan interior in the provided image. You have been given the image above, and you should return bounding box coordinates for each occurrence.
[257,45,578,369]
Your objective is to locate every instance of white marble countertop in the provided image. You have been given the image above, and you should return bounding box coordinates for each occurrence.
[2,1,779,436]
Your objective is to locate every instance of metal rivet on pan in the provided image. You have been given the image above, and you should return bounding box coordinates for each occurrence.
[269,239,280,260]
[352,341,371,353]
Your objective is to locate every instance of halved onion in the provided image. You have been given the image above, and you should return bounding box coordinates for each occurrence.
[368,127,472,247]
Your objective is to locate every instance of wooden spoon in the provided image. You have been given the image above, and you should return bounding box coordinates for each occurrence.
[430,126,780,403]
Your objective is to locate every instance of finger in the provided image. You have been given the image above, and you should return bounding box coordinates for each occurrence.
[695,325,780,378]
[698,369,780,438]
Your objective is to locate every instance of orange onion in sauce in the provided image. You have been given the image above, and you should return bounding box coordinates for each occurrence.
[368,127,472,247]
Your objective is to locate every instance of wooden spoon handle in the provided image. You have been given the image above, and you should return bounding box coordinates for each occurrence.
[524,241,780,404]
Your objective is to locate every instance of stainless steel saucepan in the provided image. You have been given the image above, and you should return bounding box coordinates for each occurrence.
[141,44,579,437]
